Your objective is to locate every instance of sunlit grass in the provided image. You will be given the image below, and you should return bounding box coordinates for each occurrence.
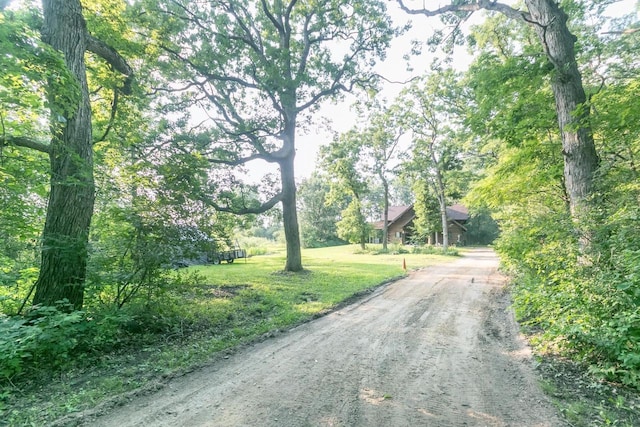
[187,244,455,321]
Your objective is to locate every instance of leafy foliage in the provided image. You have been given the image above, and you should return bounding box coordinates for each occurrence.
[464,7,640,388]
[336,198,372,248]
[319,129,374,249]
[394,69,468,248]
[0,304,129,380]
[297,172,344,248]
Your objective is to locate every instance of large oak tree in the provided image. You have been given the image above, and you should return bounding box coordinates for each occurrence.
[1,0,132,309]
[142,0,398,271]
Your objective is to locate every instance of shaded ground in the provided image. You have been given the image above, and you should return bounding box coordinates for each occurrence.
[77,248,565,426]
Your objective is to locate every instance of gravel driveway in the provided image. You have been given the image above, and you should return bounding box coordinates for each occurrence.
[85,248,564,427]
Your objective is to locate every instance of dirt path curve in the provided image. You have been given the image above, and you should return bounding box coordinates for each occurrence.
[88,248,565,427]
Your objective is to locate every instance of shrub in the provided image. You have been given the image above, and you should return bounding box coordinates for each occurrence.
[0,305,136,382]
[500,196,640,389]
[0,306,83,380]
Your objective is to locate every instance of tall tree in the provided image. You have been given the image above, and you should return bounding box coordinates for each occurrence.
[395,70,466,251]
[396,0,599,240]
[140,0,397,271]
[1,0,133,309]
[365,104,404,251]
[320,131,371,250]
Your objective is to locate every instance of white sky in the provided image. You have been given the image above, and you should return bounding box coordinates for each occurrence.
[288,2,475,182]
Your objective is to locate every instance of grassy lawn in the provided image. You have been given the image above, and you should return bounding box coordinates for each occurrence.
[2,244,457,426]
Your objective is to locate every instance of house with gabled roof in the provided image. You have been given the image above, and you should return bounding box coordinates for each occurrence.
[370,205,415,245]
[370,203,469,245]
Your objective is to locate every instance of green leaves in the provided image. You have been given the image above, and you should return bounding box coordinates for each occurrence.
[139,0,397,157]
[0,8,80,135]
[297,172,343,248]
[336,198,371,247]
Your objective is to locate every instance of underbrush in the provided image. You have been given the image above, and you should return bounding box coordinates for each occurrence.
[535,356,640,427]
[498,206,640,391]
[0,306,132,382]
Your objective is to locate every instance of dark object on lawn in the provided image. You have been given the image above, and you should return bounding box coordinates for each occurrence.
[207,243,247,265]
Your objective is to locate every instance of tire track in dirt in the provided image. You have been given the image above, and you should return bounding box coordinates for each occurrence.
[80,248,565,427]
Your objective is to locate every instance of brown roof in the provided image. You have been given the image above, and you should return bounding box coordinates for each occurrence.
[371,205,414,230]
[385,205,413,222]
[373,203,468,230]
[446,204,469,221]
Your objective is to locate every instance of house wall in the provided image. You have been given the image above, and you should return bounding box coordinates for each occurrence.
[371,207,416,245]
[449,222,467,245]
[388,209,415,244]
[427,222,467,246]
[387,222,405,244]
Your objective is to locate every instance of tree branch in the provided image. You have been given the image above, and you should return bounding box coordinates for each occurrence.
[208,151,277,166]
[94,87,119,144]
[1,135,52,154]
[261,0,285,35]
[161,44,261,91]
[86,34,134,94]
[295,13,315,79]
[395,0,530,23]
[207,191,284,215]
[298,72,376,112]
[602,28,640,35]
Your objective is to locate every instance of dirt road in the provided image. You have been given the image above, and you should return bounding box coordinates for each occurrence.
[87,248,564,426]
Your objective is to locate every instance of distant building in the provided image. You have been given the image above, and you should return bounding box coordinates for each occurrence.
[370,203,469,245]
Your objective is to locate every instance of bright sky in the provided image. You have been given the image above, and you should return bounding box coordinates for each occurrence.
[288,2,474,182]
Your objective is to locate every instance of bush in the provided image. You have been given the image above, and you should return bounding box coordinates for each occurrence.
[236,235,281,257]
[499,197,640,389]
[0,305,134,381]
[0,306,84,380]
[0,315,37,379]
[410,245,459,256]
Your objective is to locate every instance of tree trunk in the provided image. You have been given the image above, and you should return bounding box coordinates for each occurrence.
[361,204,367,250]
[439,200,448,251]
[431,148,449,251]
[32,0,95,310]
[524,0,599,219]
[382,178,389,251]
[280,148,303,272]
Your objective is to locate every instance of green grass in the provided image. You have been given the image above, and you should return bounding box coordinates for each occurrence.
[1,244,455,426]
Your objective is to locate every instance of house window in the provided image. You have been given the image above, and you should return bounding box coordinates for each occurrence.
[395,231,402,238]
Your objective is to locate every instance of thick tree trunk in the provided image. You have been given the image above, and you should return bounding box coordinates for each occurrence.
[524,0,599,219]
[280,148,303,272]
[32,0,95,310]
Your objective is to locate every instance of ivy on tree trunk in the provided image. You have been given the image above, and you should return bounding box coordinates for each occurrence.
[32,0,95,310]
